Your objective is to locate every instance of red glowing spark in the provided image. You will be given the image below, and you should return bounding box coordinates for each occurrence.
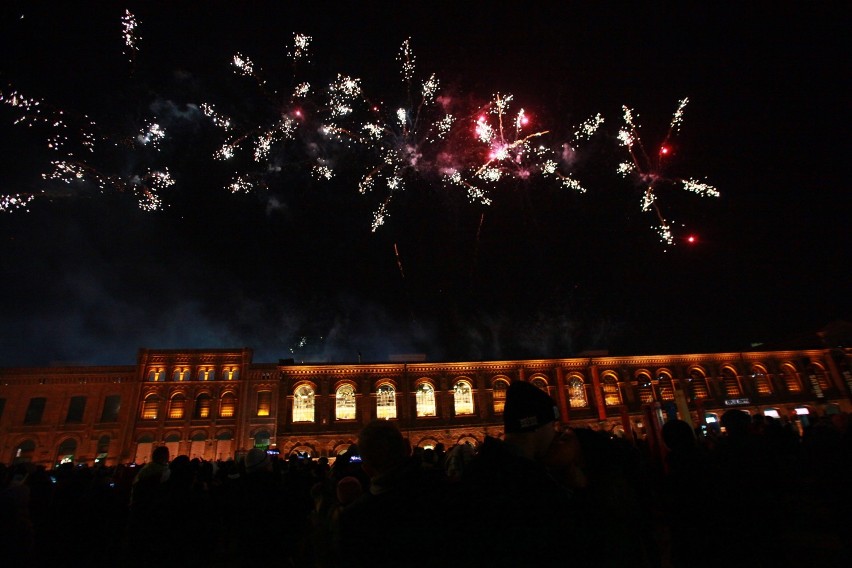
[687,234,697,244]
[659,145,670,156]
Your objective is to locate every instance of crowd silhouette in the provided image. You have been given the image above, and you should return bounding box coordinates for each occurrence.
[1,398,850,567]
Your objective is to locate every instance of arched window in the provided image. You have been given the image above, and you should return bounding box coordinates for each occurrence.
[416,383,436,417]
[602,375,621,406]
[531,377,548,392]
[57,438,77,466]
[780,364,802,393]
[168,394,186,419]
[95,435,110,463]
[141,394,160,420]
[657,372,675,401]
[172,368,188,381]
[147,369,163,382]
[14,440,36,464]
[752,366,773,396]
[637,372,654,403]
[224,367,239,381]
[293,385,315,423]
[492,378,509,413]
[194,393,212,419]
[376,384,396,420]
[254,430,271,450]
[688,369,709,399]
[721,367,742,397]
[807,364,831,392]
[256,391,272,417]
[567,376,587,408]
[454,380,474,415]
[198,368,215,381]
[336,384,356,420]
[219,392,236,418]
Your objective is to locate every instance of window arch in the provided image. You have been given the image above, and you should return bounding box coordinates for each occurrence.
[14,440,36,464]
[688,369,709,399]
[780,364,802,393]
[751,365,773,396]
[376,384,397,420]
[492,378,509,413]
[657,371,675,401]
[194,393,212,419]
[416,382,437,417]
[172,368,189,382]
[95,435,110,464]
[147,369,163,382]
[57,438,77,466]
[602,374,622,406]
[636,372,654,403]
[807,363,831,392]
[567,376,588,408]
[293,385,315,423]
[531,377,549,392]
[219,392,236,418]
[141,394,160,420]
[168,393,186,420]
[256,391,272,417]
[721,367,742,397]
[454,380,474,415]
[336,384,357,420]
[198,368,215,381]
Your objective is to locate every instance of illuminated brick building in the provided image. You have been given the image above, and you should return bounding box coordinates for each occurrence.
[1,346,850,467]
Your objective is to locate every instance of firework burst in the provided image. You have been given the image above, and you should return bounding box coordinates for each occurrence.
[617,98,719,245]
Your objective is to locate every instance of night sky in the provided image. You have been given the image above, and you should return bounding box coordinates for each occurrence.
[0,2,848,366]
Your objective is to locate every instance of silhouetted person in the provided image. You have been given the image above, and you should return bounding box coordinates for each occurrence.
[338,420,444,568]
[453,380,588,567]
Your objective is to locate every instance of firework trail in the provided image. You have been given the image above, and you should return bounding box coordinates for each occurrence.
[617,98,719,245]
[1,12,179,212]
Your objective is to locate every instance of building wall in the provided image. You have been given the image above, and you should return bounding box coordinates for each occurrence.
[1,347,850,467]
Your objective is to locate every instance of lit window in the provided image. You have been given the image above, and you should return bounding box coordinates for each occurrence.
[602,376,621,406]
[194,394,211,419]
[225,368,239,380]
[57,438,77,466]
[492,379,509,413]
[168,395,186,419]
[376,384,396,420]
[198,369,215,381]
[454,380,474,415]
[141,395,159,420]
[753,368,773,395]
[721,368,741,397]
[416,383,436,417]
[219,393,236,418]
[689,370,709,399]
[336,385,356,420]
[637,374,654,403]
[567,377,587,408]
[293,385,315,422]
[172,369,188,381]
[147,370,163,382]
[531,377,548,392]
[808,365,830,391]
[658,374,675,401]
[781,365,802,393]
[257,391,272,417]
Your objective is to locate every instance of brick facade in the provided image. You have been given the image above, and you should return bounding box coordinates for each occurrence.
[1,347,850,467]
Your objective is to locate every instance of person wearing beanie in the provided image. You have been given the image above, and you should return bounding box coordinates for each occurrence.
[444,380,590,567]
